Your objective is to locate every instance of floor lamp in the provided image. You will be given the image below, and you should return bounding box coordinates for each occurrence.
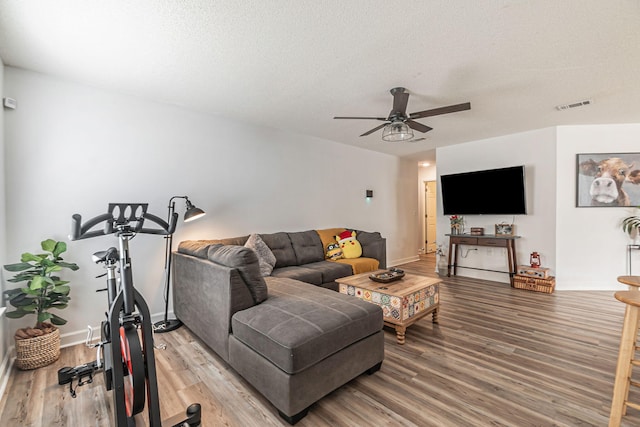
[153,196,205,333]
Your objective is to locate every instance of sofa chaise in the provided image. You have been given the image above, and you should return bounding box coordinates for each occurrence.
[172,229,386,424]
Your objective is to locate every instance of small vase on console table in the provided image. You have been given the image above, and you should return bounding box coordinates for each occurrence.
[450,225,463,235]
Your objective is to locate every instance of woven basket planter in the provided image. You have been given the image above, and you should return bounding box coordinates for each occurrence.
[15,328,60,370]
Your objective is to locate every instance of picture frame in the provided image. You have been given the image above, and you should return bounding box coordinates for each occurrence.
[576,152,640,207]
[495,223,514,236]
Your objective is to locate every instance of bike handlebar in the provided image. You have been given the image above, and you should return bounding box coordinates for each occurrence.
[70,203,178,241]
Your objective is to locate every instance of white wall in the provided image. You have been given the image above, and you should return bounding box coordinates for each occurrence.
[3,67,418,345]
[436,128,558,284]
[436,124,640,290]
[0,58,9,391]
[556,124,640,290]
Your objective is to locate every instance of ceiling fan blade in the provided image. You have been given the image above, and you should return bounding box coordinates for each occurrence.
[334,116,387,120]
[409,102,471,120]
[392,90,409,115]
[360,123,388,137]
[406,119,433,133]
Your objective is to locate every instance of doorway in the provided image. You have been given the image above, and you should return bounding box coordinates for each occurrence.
[424,181,437,253]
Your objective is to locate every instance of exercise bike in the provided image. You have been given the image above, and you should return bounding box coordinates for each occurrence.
[59,203,201,427]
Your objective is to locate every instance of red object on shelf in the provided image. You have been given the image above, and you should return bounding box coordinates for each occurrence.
[530,252,541,268]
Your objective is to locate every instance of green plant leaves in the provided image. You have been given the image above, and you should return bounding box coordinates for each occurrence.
[41,239,57,253]
[2,239,78,327]
[4,262,35,272]
[622,212,640,235]
[6,309,33,319]
[43,239,67,259]
[48,313,66,325]
[37,311,53,323]
[56,261,79,271]
[53,284,70,295]
[21,252,45,263]
[29,275,45,290]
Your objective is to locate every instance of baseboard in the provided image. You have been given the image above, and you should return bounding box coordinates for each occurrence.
[389,255,420,267]
[0,309,172,400]
[60,310,173,348]
[0,346,15,399]
[554,279,628,291]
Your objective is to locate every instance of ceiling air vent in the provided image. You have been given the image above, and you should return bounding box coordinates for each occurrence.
[556,99,593,111]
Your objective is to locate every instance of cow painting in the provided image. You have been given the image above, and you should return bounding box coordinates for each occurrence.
[579,157,640,206]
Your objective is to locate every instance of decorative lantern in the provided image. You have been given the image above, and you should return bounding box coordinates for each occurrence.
[530,252,541,268]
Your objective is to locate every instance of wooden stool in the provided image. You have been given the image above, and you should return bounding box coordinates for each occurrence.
[610,291,640,426]
[618,276,640,291]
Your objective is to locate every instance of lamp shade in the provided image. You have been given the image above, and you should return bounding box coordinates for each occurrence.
[381,120,414,142]
[184,200,206,222]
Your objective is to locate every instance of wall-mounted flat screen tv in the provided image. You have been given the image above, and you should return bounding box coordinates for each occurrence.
[440,165,527,215]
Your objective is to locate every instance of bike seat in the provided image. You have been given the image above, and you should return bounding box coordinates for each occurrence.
[92,247,119,264]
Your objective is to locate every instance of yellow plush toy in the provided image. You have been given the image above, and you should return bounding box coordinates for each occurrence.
[335,230,362,259]
[326,242,344,260]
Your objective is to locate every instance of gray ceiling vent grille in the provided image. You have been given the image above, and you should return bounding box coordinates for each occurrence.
[556,99,593,111]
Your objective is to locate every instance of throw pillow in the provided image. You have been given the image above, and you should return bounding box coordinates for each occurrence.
[245,233,277,276]
[207,244,268,303]
[315,228,346,259]
[325,242,344,260]
[335,230,362,259]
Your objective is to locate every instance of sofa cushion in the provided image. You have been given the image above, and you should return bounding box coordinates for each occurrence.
[271,266,323,286]
[244,234,276,277]
[214,235,250,246]
[207,244,268,303]
[260,232,297,268]
[231,277,383,374]
[177,240,218,259]
[288,230,324,265]
[302,260,352,284]
[352,230,382,245]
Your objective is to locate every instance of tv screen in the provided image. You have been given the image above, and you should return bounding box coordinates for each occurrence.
[440,166,527,215]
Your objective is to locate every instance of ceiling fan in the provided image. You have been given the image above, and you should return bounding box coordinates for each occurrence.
[334,87,471,142]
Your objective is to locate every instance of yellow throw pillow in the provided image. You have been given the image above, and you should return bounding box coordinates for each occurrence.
[316,228,346,259]
[335,230,362,259]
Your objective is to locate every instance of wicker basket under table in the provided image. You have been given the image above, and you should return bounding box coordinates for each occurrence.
[513,274,556,294]
[15,328,61,370]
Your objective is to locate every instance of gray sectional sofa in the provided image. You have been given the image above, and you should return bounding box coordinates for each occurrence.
[172,229,387,424]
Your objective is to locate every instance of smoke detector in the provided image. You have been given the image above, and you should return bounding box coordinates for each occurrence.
[555,99,593,111]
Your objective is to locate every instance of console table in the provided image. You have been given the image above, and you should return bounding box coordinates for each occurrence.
[446,234,520,285]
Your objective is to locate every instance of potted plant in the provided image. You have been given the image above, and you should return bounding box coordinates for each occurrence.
[3,239,79,369]
[622,207,640,244]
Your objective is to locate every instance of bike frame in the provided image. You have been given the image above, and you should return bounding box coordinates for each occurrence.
[67,203,182,427]
[97,225,160,425]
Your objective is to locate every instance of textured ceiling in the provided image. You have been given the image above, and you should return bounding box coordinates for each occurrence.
[1,1,639,163]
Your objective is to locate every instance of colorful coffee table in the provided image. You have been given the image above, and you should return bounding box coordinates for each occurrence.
[337,271,440,344]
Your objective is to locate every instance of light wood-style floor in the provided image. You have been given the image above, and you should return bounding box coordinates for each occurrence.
[1,254,639,426]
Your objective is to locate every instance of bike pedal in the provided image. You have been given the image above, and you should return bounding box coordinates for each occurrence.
[57,366,75,385]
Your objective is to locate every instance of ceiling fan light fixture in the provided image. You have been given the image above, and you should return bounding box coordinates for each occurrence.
[381,120,413,142]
